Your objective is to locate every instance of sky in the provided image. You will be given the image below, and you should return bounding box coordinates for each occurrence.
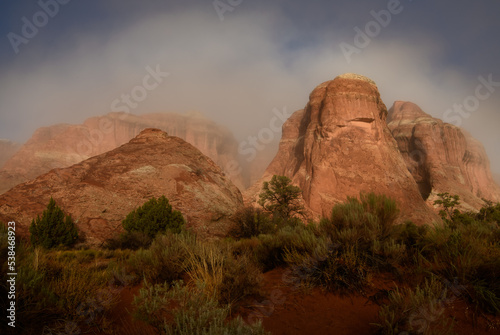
[0,0,499,174]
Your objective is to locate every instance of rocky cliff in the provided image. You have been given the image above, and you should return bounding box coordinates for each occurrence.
[0,112,245,194]
[247,74,438,224]
[387,101,500,211]
[0,129,243,245]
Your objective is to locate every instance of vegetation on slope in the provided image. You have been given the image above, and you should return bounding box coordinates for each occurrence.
[1,181,499,334]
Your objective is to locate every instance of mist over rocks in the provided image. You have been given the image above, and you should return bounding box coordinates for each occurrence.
[246,74,439,225]
[0,140,21,169]
[0,128,243,245]
[387,101,500,211]
[0,111,249,194]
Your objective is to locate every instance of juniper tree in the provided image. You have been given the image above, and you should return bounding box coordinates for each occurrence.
[29,197,78,249]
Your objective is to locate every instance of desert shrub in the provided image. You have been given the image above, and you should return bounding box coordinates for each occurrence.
[284,244,370,294]
[29,197,78,249]
[1,243,118,334]
[319,192,402,271]
[184,239,262,306]
[104,231,153,250]
[477,199,500,225]
[134,281,269,335]
[396,221,427,252]
[122,196,185,238]
[229,206,274,239]
[419,218,500,315]
[374,277,454,335]
[253,225,324,272]
[219,253,263,306]
[128,232,192,285]
[320,192,399,246]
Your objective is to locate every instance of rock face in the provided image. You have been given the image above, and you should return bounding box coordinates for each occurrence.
[0,140,21,169]
[0,129,243,245]
[387,101,500,211]
[0,112,245,194]
[247,74,438,224]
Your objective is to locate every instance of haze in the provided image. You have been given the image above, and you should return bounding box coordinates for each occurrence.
[0,0,499,175]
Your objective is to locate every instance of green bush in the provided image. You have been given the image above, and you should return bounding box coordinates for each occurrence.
[104,231,153,250]
[419,218,500,314]
[477,199,500,225]
[134,281,269,335]
[128,232,192,285]
[184,239,262,306]
[254,225,324,272]
[29,198,78,249]
[122,196,185,238]
[320,193,399,246]
[319,192,402,272]
[229,206,274,239]
[0,240,117,334]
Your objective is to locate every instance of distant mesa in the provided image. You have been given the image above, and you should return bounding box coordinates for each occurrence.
[0,129,243,245]
[387,101,500,212]
[246,73,439,225]
[0,111,250,194]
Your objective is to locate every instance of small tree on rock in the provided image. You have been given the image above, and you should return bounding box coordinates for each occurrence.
[122,196,185,238]
[258,175,304,220]
[30,197,79,249]
[434,192,461,229]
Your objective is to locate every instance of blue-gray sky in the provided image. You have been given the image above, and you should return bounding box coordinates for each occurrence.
[0,0,499,173]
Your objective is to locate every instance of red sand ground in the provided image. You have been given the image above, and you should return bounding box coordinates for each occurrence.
[97,268,499,335]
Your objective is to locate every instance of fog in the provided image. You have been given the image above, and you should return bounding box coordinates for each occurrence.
[0,1,499,174]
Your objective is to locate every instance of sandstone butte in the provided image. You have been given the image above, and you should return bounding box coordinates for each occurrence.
[246,73,440,225]
[0,129,243,245]
[387,101,500,212]
[0,111,247,194]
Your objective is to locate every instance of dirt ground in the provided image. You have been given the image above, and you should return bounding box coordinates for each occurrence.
[97,268,499,335]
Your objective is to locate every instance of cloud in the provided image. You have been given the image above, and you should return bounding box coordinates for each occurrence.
[0,4,498,174]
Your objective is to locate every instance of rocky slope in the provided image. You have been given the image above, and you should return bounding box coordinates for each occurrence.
[0,129,243,245]
[0,140,21,168]
[0,112,245,194]
[387,101,500,211]
[247,74,438,224]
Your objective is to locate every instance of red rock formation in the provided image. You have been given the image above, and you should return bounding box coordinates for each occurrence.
[0,129,243,245]
[246,74,439,224]
[0,112,244,194]
[0,140,21,168]
[387,101,500,211]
